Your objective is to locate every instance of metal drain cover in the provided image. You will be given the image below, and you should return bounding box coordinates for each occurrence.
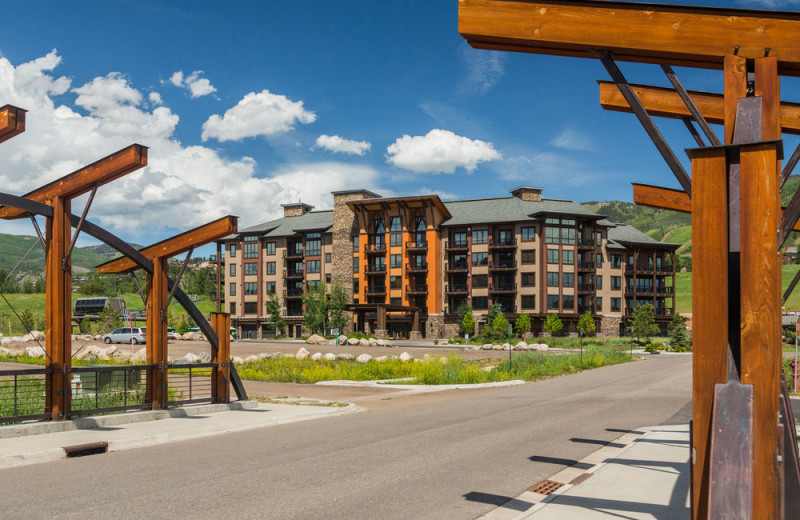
[529,479,563,495]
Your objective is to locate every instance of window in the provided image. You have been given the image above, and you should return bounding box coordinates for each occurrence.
[266,282,276,294]
[326,274,331,283]
[353,257,359,273]
[230,264,236,276]
[562,272,574,287]
[243,263,257,276]
[305,235,321,256]
[326,253,331,263]
[522,295,536,309]
[545,227,559,244]
[452,254,468,269]
[521,227,536,242]
[309,280,320,289]
[452,232,467,247]
[244,302,257,314]
[562,228,576,245]
[547,249,559,264]
[596,232,602,246]
[390,276,401,289]
[628,255,634,266]
[596,297,602,310]
[229,283,236,296]
[547,272,559,287]
[353,236,359,252]
[611,297,621,311]
[415,216,426,231]
[521,272,536,287]
[596,253,603,267]
[472,229,488,244]
[390,254,402,268]
[229,302,236,314]
[562,294,574,309]
[266,242,275,255]
[611,276,621,290]
[562,250,574,265]
[307,260,320,273]
[472,252,488,266]
[611,254,621,268]
[229,244,236,257]
[243,241,258,259]
[387,216,399,231]
[547,294,560,309]
[472,274,488,288]
[522,249,536,264]
[374,219,385,233]
[390,232,402,246]
[498,229,514,245]
[596,275,602,290]
[472,296,488,310]
[244,282,258,295]
[390,297,402,306]
[266,262,275,275]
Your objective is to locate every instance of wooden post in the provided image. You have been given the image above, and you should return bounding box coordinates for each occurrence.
[146,258,168,409]
[689,147,729,520]
[211,312,231,403]
[45,196,72,420]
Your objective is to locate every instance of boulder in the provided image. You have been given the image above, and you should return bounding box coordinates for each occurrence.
[232,356,244,364]
[258,353,272,360]
[399,352,412,362]
[501,343,511,351]
[359,338,370,347]
[390,355,399,361]
[132,348,147,363]
[1,338,12,346]
[337,335,348,345]
[311,352,323,361]
[481,344,493,350]
[480,365,496,372]
[244,355,259,363]
[375,356,388,362]
[356,353,372,363]
[75,345,101,360]
[26,346,46,358]
[296,347,310,360]
[439,356,448,364]
[337,353,355,361]
[284,353,295,358]
[103,345,117,357]
[324,353,337,361]
[514,341,528,351]
[492,344,504,351]
[200,352,211,363]
[97,352,110,361]
[376,339,389,346]
[328,339,336,345]
[182,333,193,341]
[174,352,201,364]
[306,334,327,345]
[422,353,431,362]
[0,347,8,356]
[31,330,45,341]
[368,338,378,347]
[347,337,360,346]
[537,344,549,352]
[272,352,283,359]
[21,333,34,342]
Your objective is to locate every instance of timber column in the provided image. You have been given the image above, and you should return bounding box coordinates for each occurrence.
[146,257,169,409]
[45,196,72,420]
[211,312,231,403]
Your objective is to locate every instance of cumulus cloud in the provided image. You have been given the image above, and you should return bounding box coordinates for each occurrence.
[149,92,162,105]
[550,128,595,151]
[166,69,216,98]
[0,50,381,241]
[315,134,371,155]
[385,129,501,174]
[201,89,316,142]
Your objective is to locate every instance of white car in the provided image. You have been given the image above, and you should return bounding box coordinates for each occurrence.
[102,327,147,344]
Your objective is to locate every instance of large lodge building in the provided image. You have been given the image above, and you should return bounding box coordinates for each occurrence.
[217,187,678,339]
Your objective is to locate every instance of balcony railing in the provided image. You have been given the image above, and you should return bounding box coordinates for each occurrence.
[446,284,468,294]
[406,284,428,294]
[489,238,517,249]
[445,240,468,251]
[283,249,303,258]
[283,269,303,278]
[489,261,516,271]
[445,262,468,272]
[578,283,594,292]
[578,238,595,248]
[366,264,387,274]
[365,286,387,296]
[364,243,387,254]
[577,261,595,270]
[489,283,517,293]
[406,241,428,251]
[578,306,595,314]
[284,288,303,298]
[407,263,429,273]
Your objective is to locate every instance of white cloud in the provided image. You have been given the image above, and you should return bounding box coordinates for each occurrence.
[457,44,507,97]
[149,92,162,105]
[165,69,216,98]
[201,89,316,142]
[739,0,800,7]
[385,129,501,174]
[315,134,371,155]
[550,128,595,151]
[0,51,381,242]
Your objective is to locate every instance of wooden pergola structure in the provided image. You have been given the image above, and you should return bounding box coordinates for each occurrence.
[460,0,800,517]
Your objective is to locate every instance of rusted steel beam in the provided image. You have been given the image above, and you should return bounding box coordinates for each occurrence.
[96,216,237,274]
[459,0,800,75]
[0,144,148,220]
[599,81,800,136]
[0,105,26,143]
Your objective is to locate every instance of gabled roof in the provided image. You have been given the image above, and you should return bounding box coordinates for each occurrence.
[606,223,679,250]
[223,210,333,240]
[441,196,602,226]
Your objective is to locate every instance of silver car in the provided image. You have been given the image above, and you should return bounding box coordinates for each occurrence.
[102,327,147,344]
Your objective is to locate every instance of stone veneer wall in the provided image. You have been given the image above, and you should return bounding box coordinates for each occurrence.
[598,315,623,337]
[331,191,378,332]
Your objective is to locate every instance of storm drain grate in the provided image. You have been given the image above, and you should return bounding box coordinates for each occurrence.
[63,442,108,458]
[529,480,563,495]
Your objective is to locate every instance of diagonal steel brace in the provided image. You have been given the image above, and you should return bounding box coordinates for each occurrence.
[62,183,98,271]
[161,247,193,322]
[661,64,721,146]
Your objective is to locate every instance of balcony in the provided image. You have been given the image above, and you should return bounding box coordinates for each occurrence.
[489,238,517,249]
[578,306,594,314]
[406,284,428,295]
[578,238,595,249]
[284,288,303,299]
[578,283,594,292]
[445,262,468,273]
[631,264,672,275]
[445,240,468,251]
[365,286,387,296]
[489,283,517,294]
[407,263,429,274]
[364,243,387,255]
[577,261,595,271]
[406,241,428,251]
[283,269,303,279]
[489,261,516,271]
[283,249,303,259]
[657,286,674,295]
[446,284,468,294]
[366,264,387,275]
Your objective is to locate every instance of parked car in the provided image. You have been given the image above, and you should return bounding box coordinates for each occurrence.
[102,327,147,344]
[167,327,179,340]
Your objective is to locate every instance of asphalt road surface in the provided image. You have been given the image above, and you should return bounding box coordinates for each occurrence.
[1,355,692,520]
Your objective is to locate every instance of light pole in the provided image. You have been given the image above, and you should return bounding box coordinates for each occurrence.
[579,328,583,365]
[630,325,634,358]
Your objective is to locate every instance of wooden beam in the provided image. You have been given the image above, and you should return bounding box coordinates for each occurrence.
[0,144,148,220]
[459,0,800,76]
[633,183,800,234]
[96,216,238,274]
[599,81,800,135]
[0,105,26,143]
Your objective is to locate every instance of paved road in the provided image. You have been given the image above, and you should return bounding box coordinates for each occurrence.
[1,355,692,520]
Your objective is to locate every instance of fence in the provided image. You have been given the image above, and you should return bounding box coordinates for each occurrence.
[0,367,51,423]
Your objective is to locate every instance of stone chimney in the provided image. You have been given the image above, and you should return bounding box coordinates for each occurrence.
[510,186,543,202]
[281,202,314,217]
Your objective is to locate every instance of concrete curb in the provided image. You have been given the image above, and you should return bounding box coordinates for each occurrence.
[316,379,527,394]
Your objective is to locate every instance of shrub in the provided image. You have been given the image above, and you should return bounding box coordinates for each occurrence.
[515,313,531,338]
[544,314,563,336]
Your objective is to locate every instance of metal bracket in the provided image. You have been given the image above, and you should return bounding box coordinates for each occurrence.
[592,50,692,197]
[61,183,98,272]
[161,247,193,322]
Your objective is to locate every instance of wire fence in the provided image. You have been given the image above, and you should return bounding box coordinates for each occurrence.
[0,367,52,423]
[70,365,153,416]
[167,363,214,405]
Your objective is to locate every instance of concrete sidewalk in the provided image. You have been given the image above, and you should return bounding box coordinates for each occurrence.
[480,424,691,520]
[0,399,357,470]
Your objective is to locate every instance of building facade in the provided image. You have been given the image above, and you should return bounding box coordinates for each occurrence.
[219,187,678,339]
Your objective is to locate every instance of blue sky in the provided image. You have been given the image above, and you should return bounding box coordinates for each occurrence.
[0,0,798,253]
